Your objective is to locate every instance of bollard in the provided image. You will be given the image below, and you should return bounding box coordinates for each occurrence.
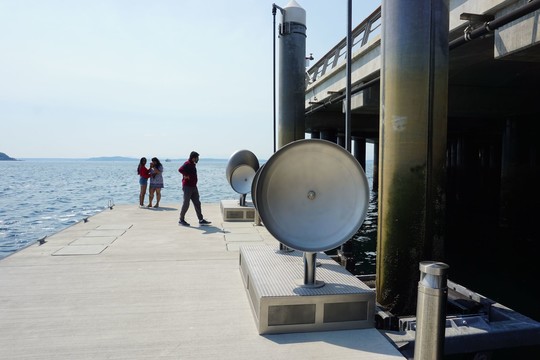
[414,261,449,360]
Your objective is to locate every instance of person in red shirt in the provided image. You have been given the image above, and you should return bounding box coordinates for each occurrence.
[137,157,151,207]
[178,151,211,226]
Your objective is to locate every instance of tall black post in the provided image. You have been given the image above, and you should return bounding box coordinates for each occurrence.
[376,0,449,315]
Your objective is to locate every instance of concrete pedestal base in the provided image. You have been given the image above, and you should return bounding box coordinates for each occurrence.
[220,199,256,221]
[239,245,375,335]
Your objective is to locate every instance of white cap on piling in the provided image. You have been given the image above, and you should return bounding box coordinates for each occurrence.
[283,0,306,26]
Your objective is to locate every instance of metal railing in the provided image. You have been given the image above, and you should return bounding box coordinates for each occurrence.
[306,6,381,84]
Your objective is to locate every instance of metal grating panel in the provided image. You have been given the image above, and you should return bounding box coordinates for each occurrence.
[241,245,372,297]
[324,301,368,323]
[226,211,245,219]
[268,304,316,326]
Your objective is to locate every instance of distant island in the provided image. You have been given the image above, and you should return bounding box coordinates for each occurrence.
[0,152,17,161]
[87,156,137,161]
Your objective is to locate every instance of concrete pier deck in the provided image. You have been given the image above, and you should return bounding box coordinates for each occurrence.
[0,203,403,359]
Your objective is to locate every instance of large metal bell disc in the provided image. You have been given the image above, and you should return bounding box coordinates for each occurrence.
[251,164,265,210]
[255,139,369,252]
[226,149,260,195]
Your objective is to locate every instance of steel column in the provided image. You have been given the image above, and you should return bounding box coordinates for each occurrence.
[376,0,449,315]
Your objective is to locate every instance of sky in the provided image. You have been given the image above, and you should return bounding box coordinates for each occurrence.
[0,0,380,160]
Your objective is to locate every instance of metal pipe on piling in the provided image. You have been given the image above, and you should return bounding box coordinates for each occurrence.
[449,0,540,50]
[272,4,284,153]
[345,0,352,152]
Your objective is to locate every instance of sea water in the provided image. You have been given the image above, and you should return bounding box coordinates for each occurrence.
[0,159,238,259]
[0,159,375,260]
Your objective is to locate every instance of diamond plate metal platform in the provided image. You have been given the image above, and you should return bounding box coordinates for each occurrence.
[239,245,375,334]
[220,199,255,221]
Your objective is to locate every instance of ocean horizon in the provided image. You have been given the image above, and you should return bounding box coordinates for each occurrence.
[9,157,235,161]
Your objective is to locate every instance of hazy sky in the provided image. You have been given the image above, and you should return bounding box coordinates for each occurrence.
[0,0,380,160]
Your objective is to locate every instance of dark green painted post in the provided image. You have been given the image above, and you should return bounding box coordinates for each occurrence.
[277,1,306,149]
[376,0,449,315]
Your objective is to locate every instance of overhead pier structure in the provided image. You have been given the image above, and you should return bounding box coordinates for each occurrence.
[304,0,540,357]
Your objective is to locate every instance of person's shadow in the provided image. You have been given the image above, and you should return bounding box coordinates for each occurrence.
[193,224,223,235]
[143,206,177,211]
